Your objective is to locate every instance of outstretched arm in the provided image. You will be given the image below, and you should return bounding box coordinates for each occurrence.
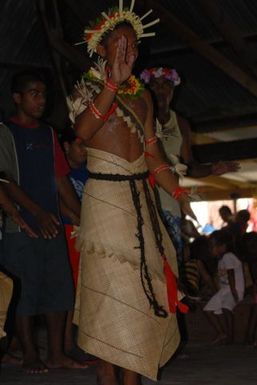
[177,115,240,177]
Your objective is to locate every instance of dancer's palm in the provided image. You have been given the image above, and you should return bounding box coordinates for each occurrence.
[111,36,135,85]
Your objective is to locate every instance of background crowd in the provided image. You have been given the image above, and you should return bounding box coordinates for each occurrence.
[0,65,256,377]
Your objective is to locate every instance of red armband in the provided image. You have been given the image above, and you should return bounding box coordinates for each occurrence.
[153,163,170,175]
[148,163,172,188]
[172,187,188,200]
[148,163,170,188]
[145,136,157,146]
[144,151,155,159]
[105,78,119,92]
[89,102,118,121]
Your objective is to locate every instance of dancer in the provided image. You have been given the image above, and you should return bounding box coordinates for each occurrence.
[68,1,192,384]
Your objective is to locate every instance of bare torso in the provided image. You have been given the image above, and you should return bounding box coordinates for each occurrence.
[86,94,148,162]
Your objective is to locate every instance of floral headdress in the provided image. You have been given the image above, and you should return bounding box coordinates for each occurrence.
[140,67,181,86]
[83,0,160,57]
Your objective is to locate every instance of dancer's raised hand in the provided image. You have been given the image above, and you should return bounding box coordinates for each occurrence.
[111,36,135,85]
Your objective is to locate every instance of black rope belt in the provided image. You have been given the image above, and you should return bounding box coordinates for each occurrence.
[88,170,149,182]
[88,170,168,318]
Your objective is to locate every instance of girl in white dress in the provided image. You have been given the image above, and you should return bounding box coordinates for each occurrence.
[204,230,245,344]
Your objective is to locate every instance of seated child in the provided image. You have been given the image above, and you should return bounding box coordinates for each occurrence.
[204,230,245,344]
[183,236,216,299]
[59,128,92,363]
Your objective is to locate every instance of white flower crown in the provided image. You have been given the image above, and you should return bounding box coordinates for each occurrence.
[83,0,159,57]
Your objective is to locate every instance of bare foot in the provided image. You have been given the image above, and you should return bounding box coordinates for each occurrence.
[46,355,88,369]
[23,358,48,374]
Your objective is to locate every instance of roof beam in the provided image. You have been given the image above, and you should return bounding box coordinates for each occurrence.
[196,175,255,190]
[62,0,91,26]
[183,173,257,200]
[37,0,90,73]
[192,113,257,133]
[147,0,257,98]
[198,0,257,79]
[191,133,219,145]
[192,138,257,162]
[195,186,255,201]
[183,175,238,190]
[46,33,88,72]
[150,32,257,57]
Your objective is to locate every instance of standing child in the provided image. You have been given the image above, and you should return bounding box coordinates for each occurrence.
[60,127,88,288]
[59,127,89,360]
[204,230,245,344]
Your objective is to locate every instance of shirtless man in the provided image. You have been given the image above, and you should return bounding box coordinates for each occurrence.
[69,3,191,385]
[140,67,239,263]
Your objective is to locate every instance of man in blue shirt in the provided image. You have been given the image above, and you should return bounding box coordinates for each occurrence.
[0,71,84,373]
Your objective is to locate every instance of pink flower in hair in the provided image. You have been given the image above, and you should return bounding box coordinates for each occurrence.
[140,67,181,86]
[140,69,151,84]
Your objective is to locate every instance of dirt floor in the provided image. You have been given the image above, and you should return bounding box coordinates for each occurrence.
[1,342,257,385]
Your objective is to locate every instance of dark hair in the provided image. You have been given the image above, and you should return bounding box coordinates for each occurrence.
[209,229,235,253]
[11,70,46,94]
[219,205,232,215]
[189,235,210,260]
[235,209,250,224]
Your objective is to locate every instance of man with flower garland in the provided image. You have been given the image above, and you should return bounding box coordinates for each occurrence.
[69,2,194,384]
[140,67,240,263]
[140,66,239,180]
